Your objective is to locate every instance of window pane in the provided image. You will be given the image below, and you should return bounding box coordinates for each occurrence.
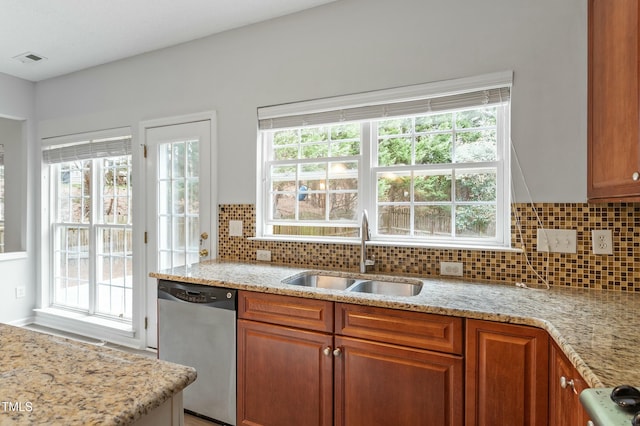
[172,143,186,178]
[185,179,199,214]
[272,193,296,220]
[53,226,90,310]
[273,129,298,146]
[415,134,452,164]
[415,206,452,237]
[456,170,497,202]
[330,140,359,157]
[414,171,452,202]
[329,193,358,220]
[186,141,199,178]
[274,146,298,160]
[300,193,326,220]
[378,172,410,202]
[301,143,328,159]
[377,206,410,236]
[96,227,133,319]
[101,156,132,225]
[455,129,497,162]
[378,137,411,166]
[455,205,496,238]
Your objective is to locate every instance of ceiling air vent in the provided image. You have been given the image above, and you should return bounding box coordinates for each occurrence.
[12,52,47,64]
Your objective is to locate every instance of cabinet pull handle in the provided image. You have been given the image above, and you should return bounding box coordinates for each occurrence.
[633,172,640,181]
[560,376,576,394]
[333,348,342,357]
[323,347,331,356]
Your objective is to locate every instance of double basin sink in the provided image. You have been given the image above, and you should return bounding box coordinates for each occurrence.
[281,272,422,297]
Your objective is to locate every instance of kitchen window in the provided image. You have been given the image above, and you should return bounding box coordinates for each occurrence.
[257,72,512,247]
[43,130,133,321]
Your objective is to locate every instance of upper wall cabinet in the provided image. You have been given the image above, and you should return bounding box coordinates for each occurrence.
[588,0,640,201]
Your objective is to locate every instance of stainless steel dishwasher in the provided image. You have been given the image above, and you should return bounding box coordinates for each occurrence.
[158,280,236,425]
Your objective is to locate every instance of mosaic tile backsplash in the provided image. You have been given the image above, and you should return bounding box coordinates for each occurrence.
[218,203,640,292]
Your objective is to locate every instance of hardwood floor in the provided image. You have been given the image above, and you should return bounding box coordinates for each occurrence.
[184,413,223,426]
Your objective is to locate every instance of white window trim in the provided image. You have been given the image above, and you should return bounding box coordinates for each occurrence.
[256,72,513,249]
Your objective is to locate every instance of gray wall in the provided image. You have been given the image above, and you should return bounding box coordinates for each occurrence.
[0,72,36,324]
[36,0,587,203]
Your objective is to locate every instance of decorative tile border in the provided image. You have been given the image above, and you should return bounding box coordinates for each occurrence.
[218,203,640,291]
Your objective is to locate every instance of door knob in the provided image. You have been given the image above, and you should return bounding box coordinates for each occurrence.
[199,249,209,257]
[333,348,342,357]
[201,232,209,240]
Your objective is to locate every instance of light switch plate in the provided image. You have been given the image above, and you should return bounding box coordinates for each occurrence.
[229,220,243,237]
[591,229,613,255]
[536,229,577,254]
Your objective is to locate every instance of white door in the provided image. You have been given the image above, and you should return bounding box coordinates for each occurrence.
[145,120,213,348]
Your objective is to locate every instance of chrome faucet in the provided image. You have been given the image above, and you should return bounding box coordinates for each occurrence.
[360,210,375,273]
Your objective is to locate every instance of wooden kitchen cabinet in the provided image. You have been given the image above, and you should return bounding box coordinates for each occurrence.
[588,0,640,201]
[334,303,464,426]
[549,342,591,426]
[237,291,464,426]
[465,319,549,426]
[237,291,334,426]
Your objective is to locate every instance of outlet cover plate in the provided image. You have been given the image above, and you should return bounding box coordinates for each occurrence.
[440,261,463,277]
[229,220,243,237]
[591,229,613,255]
[536,229,577,254]
[256,250,271,262]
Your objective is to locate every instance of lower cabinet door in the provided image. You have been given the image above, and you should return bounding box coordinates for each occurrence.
[334,335,464,426]
[549,343,591,426]
[237,319,334,426]
[465,319,549,426]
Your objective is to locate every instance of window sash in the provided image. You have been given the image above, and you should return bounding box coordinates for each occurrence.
[50,155,133,321]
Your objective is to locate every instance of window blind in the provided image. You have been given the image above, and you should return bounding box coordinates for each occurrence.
[42,136,132,164]
[258,71,512,130]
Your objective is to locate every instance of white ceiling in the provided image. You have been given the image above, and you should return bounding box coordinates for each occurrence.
[0,0,337,82]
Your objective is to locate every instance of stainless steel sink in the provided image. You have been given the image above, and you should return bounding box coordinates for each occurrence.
[282,273,356,290]
[349,280,422,297]
[282,272,422,296]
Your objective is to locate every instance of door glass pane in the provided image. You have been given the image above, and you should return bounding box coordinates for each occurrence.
[157,140,200,270]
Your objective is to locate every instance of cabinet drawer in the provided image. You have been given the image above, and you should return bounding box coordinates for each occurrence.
[238,291,334,333]
[335,303,463,354]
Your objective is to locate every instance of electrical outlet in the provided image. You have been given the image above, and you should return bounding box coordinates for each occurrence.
[229,220,243,237]
[536,229,577,254]
[591,229,613,255]
[256,250,271,262]
[15,287,25,299]
[440,261,463,277]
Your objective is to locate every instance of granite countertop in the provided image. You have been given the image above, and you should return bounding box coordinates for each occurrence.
[151,259,640,389]
[0,324,196,426]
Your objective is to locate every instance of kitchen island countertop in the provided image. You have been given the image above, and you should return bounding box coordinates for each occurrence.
[0,324,196,425]
[151,259,640,389]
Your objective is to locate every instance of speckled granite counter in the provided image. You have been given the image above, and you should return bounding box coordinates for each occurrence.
[152,259,640,389]
[0,324,196,425]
